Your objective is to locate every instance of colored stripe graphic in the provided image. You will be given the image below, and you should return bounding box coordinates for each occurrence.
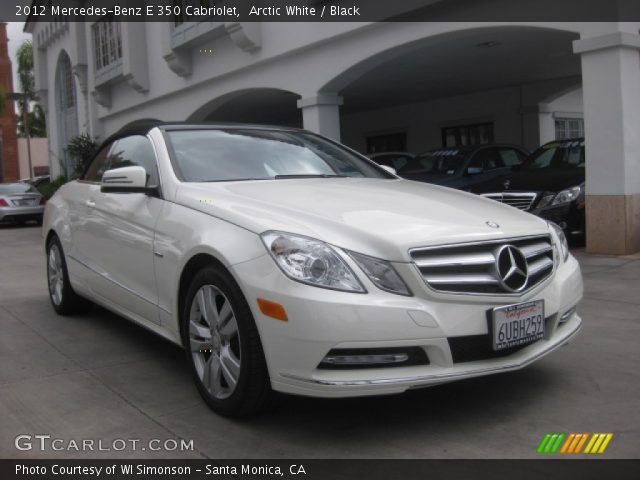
[538,433,614,454]
[537,433,566,453]
[584,433,614,454]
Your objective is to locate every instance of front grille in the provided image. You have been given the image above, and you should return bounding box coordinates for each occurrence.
[482,192,537,211]
[410,235,554,295]
[448,335,526,363]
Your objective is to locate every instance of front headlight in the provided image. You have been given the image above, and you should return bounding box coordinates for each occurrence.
[549,221,569,262]
[551,185,583,206]
[348,251,412,296]
[261,232,365,293]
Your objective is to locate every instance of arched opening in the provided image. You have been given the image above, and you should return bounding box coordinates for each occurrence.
[321,26,582,154]
[188,88,302,127]
[54,50,79,177]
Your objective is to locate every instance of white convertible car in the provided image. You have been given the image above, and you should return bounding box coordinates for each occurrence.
[44,122,583,416]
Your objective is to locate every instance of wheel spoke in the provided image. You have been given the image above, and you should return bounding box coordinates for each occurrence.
[219,315,238,338]
[217,300,233,328]
[189,319,211,340]
[203,286,220,326]
[195,289,210,326]
[190,338,212,353]
[48,252,57,272]
[220,345,240,388]
[54,281,63,304]
[202,355,222,395]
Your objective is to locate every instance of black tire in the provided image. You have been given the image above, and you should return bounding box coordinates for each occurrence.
[181,264,276,417]
[46,235,93,315]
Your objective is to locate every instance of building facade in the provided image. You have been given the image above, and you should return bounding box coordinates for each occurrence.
[25,7,640,254]
[0,22,19,183]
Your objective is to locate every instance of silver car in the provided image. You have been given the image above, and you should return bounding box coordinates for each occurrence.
[0,182,45,225]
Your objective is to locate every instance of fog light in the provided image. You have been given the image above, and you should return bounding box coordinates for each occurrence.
[559,307,576,324]
[323,354,409,366]
[318,347,429,369]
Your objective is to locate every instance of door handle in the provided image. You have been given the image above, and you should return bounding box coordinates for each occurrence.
[86,199,96,208]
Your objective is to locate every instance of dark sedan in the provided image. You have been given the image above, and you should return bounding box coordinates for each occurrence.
[392,144,528,190]
[471,139,585,236]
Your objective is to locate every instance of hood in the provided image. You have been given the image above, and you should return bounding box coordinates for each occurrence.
[471,168,584,194]
[399,172,459,186]
[176,178,550,261]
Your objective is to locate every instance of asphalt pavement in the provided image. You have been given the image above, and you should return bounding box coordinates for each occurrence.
[1,224,638,459]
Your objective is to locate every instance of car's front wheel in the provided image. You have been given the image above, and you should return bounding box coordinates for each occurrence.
[46,235,93,315]
[181,265,274,417]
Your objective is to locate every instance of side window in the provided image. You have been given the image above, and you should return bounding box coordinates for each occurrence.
[469,149,504,171]
[83,142,115,182]
[499,148,525,167]
[107,136,159,186]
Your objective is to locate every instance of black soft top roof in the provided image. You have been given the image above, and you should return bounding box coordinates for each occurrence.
[103,120,303,145]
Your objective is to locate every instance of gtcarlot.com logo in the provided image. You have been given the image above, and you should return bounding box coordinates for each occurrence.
[537,432,613,454]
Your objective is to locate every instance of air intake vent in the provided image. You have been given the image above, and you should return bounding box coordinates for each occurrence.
[481,192,537,211]
[410,235,554,295]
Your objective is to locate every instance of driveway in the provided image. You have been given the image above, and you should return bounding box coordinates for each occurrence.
[1,224,638,459]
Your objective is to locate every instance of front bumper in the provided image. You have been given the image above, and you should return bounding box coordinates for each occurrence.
[231,252,583,398]
[0,205,44,222]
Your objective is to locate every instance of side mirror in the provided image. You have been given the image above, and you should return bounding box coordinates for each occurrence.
[101,166,157,195]
[380,165,397,176]
[466,166,484,175]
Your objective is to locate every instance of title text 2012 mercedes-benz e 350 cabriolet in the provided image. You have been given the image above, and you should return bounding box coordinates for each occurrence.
[43,122,583,416]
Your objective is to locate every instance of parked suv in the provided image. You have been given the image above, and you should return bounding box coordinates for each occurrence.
[472,139,585,236]
[395,144,528,190]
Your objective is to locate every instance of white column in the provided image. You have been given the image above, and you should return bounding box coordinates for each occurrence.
[297,94,343,141]
[573,32,640,254]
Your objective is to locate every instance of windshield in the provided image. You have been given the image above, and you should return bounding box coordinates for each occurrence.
[0,183,38,194]
[523,140,585,170]
[397,149,467,175]
[166,129,392,182]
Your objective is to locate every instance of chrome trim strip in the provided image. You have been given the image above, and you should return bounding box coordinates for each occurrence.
[280,318,581,387]
[481,192,537,211]
[409,234,550,254]
[413,252,495,268]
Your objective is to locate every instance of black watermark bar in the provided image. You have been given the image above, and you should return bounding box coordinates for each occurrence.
[2,460,640,480]
[2,0,640,23]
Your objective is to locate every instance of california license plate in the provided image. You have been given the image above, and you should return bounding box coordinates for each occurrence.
[492,300,545,351]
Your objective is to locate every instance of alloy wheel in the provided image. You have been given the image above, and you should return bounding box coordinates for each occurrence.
[188,285,242,399]
[47,245,64,306]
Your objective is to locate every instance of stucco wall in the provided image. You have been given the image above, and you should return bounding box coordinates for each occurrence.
[17,137,49,179]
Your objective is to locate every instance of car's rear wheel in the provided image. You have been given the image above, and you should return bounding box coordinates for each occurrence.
[46,235,93,315]
[181,265,274,417]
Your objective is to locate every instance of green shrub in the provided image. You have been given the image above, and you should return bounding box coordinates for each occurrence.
[65,133,101,178]
[38,175,68,200]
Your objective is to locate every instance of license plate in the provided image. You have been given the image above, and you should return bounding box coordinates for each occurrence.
[492,300,545,351]
[15,199,34,206]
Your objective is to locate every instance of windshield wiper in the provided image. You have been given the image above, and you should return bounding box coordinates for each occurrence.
[274,174,347,179]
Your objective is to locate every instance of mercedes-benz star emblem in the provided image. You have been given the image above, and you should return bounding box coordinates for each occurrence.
[494,245,528,292]
[503,179,511,190]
